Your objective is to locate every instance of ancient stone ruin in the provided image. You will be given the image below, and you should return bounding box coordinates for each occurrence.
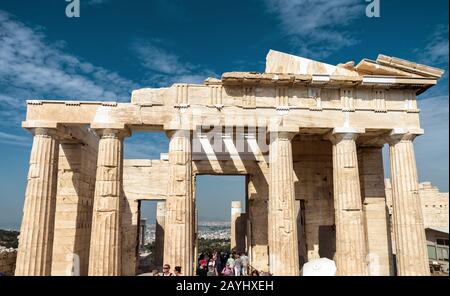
[15,50,445,276]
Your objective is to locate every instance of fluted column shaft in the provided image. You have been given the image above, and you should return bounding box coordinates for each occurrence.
[330,132,368,276]
[389,133,429,276]
[88,129,125,276]
[231,201,245,253]
[163,130,194,275]
[15,128,59,276]
[268,131,299,276]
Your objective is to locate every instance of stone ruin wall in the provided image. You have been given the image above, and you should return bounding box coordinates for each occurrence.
[418,183,449,229]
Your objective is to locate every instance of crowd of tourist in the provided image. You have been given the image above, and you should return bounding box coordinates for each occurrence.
[149,264,183,276]
[195,250,271,276]
[148,250,272,276]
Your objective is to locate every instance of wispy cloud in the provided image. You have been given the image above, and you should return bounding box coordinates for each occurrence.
[131,39,217,87]
[0,10,139,140]
[415,25,449,66]
[0,10,137,122]
[0,131,31,147]
[265,0,364,58]
[132,40,191,75]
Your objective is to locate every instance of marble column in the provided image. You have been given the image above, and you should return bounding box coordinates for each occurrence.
[388,131,429,276]
[88,128,126,276]
[163,129,194,276]
[358,146,393,276]
[268,131,299,276]
[231,201,245,253]
[155,201,166,268]
[329,130,368,276]
[15,127,59,276]
[139,218,147,249]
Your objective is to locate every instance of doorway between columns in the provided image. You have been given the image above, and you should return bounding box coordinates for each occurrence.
[136,200,166,275]
[194,175,247,275]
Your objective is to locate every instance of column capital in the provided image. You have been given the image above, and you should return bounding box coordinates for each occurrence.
[91,125,131,139]
[267,125,298,141]
[165,129,191,139]
[22,121,60,137]
[387,128,424,145]
[30,127,59,137]
[325,127,365,144]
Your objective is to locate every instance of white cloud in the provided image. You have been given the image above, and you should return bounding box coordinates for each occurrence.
[0,131,31,147]
[0,10,139,131]
[131,39,217,86]
[416,25,449,66]
[0,9,140,148]
[265,0,364,58]
[132,40,191,75]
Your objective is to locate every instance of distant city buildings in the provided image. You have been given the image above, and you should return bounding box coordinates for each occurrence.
[143,221,231,245]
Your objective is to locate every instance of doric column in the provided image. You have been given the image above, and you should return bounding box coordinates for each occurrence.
[328,128,368,276]
[140,219,147,249]
[231,201,246,253]
[15,127,59,276]
[358,146,393,276]
[268,130,299,276]
[155,201,166,269]
[88,128,128,276]
[388,130,429,276]
[163,129,194,276]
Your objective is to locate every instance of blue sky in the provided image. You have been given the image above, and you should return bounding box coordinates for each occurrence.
[0,0,448,228]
